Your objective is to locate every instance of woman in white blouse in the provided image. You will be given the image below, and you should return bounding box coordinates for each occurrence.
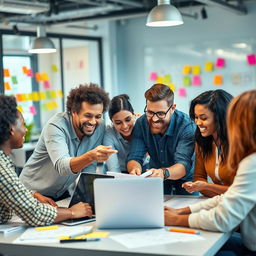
[164,90,256,255]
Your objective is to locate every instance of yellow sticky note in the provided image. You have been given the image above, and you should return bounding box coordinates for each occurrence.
[42,73,49,81]
[205,62,213,72]
[35,225,59,231]
[182,65,191,75]
[168,83,176,92]
[156,76,164,83]
[21,94,27,101]
[51,64,58,72]
[17,105,24,113]
[57,90,64,98]
[27,93,33,101]
[51,90,57,99]
[39,91,46,100]
[32,92,40,101]
[192,65,201,75]
[77,232,109,239]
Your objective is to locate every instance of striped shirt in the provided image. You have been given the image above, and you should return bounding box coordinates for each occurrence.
[0,150,57,226]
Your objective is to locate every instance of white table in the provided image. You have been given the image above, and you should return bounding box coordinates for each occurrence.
[0,196,231,256]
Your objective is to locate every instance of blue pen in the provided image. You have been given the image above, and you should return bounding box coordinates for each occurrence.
[60,238,100,243]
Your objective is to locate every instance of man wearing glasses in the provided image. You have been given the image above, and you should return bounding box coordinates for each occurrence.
[127,83,196,194]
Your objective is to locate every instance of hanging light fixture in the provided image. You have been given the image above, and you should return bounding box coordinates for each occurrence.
[146,0,184,27]
[28,26,56,54]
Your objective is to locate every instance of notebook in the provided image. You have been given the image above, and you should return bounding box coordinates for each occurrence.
[94,178,164,229]
[61,173,114,225]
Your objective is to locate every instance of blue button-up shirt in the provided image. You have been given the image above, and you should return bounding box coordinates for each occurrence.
[127,110,196,180]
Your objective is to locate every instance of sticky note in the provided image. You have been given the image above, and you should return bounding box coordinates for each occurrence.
[3,69,10,77]
[164,74,171,84]
[57,90,64,98]
[183,76,191,86]
[46,91,52,99]
[213,75,223,85]
[42,73,49,81]
[182,65,191,75]
[29,105,37,115]
[27,93,33,101]
[192,65,200,75]
[149,72,158,81]
[22,66,28,74]
[168,83,176,92]
[35,73,42,82]
[77,232,109,239]
[215,58,225,68]
[32,92,40,101]
[192,75,201,86]
[11,76,18,84]
[156,76,164,83]
[231,73,241,85]
[17,105,24,113]
[4,82,11,90]
[51,90,57,99]
[42,103,48,111]
[178,88,187,97]
[27,69,33,77]
[247,54,256,65]
[79,60,84,69]
[16,94,23,102]
[51,64,58,72]
[39,91,46,100]
[205,62,213,72]
[21,94,27,101]
[35,225,59,231]
[43,81,51,89]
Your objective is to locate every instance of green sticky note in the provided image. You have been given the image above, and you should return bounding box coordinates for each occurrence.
[11,76,18,84]
[183,76,191,86]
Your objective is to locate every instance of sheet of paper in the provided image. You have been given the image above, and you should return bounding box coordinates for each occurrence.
[13,226,93,244]
[110,229,204,249]
[164,197,208,209]
[106,171,151,178]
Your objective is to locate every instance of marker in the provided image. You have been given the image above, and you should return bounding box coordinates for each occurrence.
[60,238,100,243]
[168,228,200,235]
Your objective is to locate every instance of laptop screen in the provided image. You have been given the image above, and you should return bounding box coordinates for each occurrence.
[69,173,114,214]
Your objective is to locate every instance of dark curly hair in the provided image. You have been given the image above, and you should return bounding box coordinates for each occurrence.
[66,83,110,113]
[189,89,233,162]
[0,94,18,145]
[108,94,134,120]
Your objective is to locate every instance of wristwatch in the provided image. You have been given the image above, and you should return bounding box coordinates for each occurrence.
[162,168,170,180]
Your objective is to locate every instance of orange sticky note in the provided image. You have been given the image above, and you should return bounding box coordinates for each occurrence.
[3,69,10,77]
[182,65,191,75]
[16,94,23,102]
[35,73,42,82]
[192,65,200,75]
[22,66,28,74]
[4,82,11,90]
[213,75,223,85]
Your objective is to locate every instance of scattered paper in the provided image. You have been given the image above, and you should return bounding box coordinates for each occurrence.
[164,196,208,209]
[110,229,204,249]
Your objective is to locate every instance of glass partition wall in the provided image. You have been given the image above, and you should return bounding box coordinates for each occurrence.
[0,31,103,137]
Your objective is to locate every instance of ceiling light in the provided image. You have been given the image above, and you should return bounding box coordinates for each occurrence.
[146,0,183,27]
[28,26,56,54]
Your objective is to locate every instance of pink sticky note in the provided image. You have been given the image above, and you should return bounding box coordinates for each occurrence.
[192,75,201,86]
[79,60,84,69]
[29,105,37,115]
[43,81,51,89]
[149,72,158,81]
[215,58,225,68]
[178,88,186,97]
[247,54,256,65]
[27,69,34,77]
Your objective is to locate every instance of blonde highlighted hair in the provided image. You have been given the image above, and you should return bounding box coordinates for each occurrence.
[227,90,256,173]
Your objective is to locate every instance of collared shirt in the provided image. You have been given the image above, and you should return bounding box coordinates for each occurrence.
[0,150,57,226]
[127,110,196,180]
[103,125,131,173]
[20,112,105,198]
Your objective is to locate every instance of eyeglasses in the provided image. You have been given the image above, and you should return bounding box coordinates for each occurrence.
[144,105,172,119]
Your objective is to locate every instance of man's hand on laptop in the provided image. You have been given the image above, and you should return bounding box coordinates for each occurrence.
[33,192,57,207]
[90,145,118,163]
[130,168,142,175]
[149,168,164,179]
[70,202,92,219]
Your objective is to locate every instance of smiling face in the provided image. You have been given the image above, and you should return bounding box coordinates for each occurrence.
[111,110,135,139]
[194,104,217,139]
[72,102,103,139]
[10,111,27,149]
[146,100,175,135]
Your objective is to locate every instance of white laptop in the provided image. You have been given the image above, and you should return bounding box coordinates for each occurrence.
[94,178,164,229]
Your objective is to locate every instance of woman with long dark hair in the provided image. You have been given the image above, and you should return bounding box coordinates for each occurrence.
[182,89,235,197]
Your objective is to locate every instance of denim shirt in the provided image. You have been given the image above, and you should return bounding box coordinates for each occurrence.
[127,110,196,180]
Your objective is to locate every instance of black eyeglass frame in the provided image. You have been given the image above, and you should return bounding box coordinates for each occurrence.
[144,104,173,119]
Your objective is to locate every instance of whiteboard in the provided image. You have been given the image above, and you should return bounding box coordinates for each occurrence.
[144,38,256,114]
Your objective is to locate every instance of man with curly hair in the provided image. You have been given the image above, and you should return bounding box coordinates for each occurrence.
[20,83,117,203]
